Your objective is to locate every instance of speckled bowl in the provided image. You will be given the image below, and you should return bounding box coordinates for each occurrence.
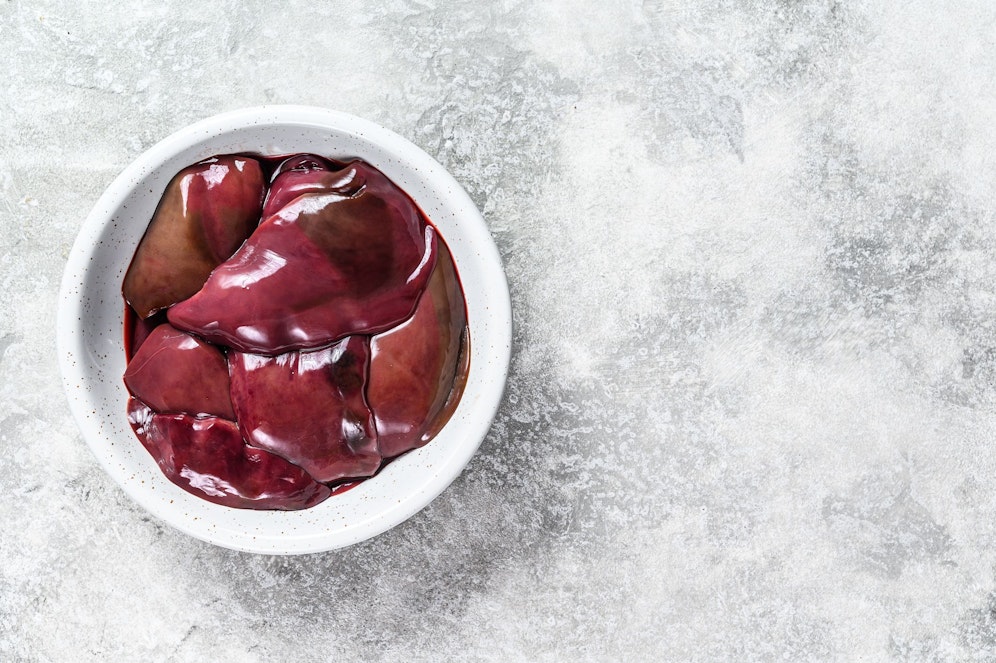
[57,106,512,554]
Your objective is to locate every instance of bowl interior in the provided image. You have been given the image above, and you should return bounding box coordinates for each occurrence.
[58,107,511,554]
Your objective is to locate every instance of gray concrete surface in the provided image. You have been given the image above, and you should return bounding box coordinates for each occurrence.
[3,0,996,660]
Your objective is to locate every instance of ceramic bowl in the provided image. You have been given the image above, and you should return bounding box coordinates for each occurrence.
[57,106,511,554]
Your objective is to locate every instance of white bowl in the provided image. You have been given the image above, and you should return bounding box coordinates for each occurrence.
[58,106,512,554]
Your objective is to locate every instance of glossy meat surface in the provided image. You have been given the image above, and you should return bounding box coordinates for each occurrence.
[229,336,381,483]
[368,244,468,457]
[168,160,437,355]
[123,154,469,510]
[261,154,345,218]
[123,156,264,318]
[127,399,331,510]
[123,323,235,419]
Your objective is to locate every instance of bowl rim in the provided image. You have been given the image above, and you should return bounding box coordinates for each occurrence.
[57,105,512,554]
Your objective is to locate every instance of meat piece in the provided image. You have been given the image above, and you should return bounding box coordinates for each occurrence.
[123,155,264,318]
[123,323,235,419]
[368,243,468,458]
[168,161,436,355]
[127,399,331,510]
[229,336,381,483]
[262,154,343,218]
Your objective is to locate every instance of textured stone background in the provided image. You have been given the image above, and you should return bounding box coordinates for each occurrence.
[4,0,996,660]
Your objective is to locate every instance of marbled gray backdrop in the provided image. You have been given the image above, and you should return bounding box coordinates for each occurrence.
[3,0,996,660]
